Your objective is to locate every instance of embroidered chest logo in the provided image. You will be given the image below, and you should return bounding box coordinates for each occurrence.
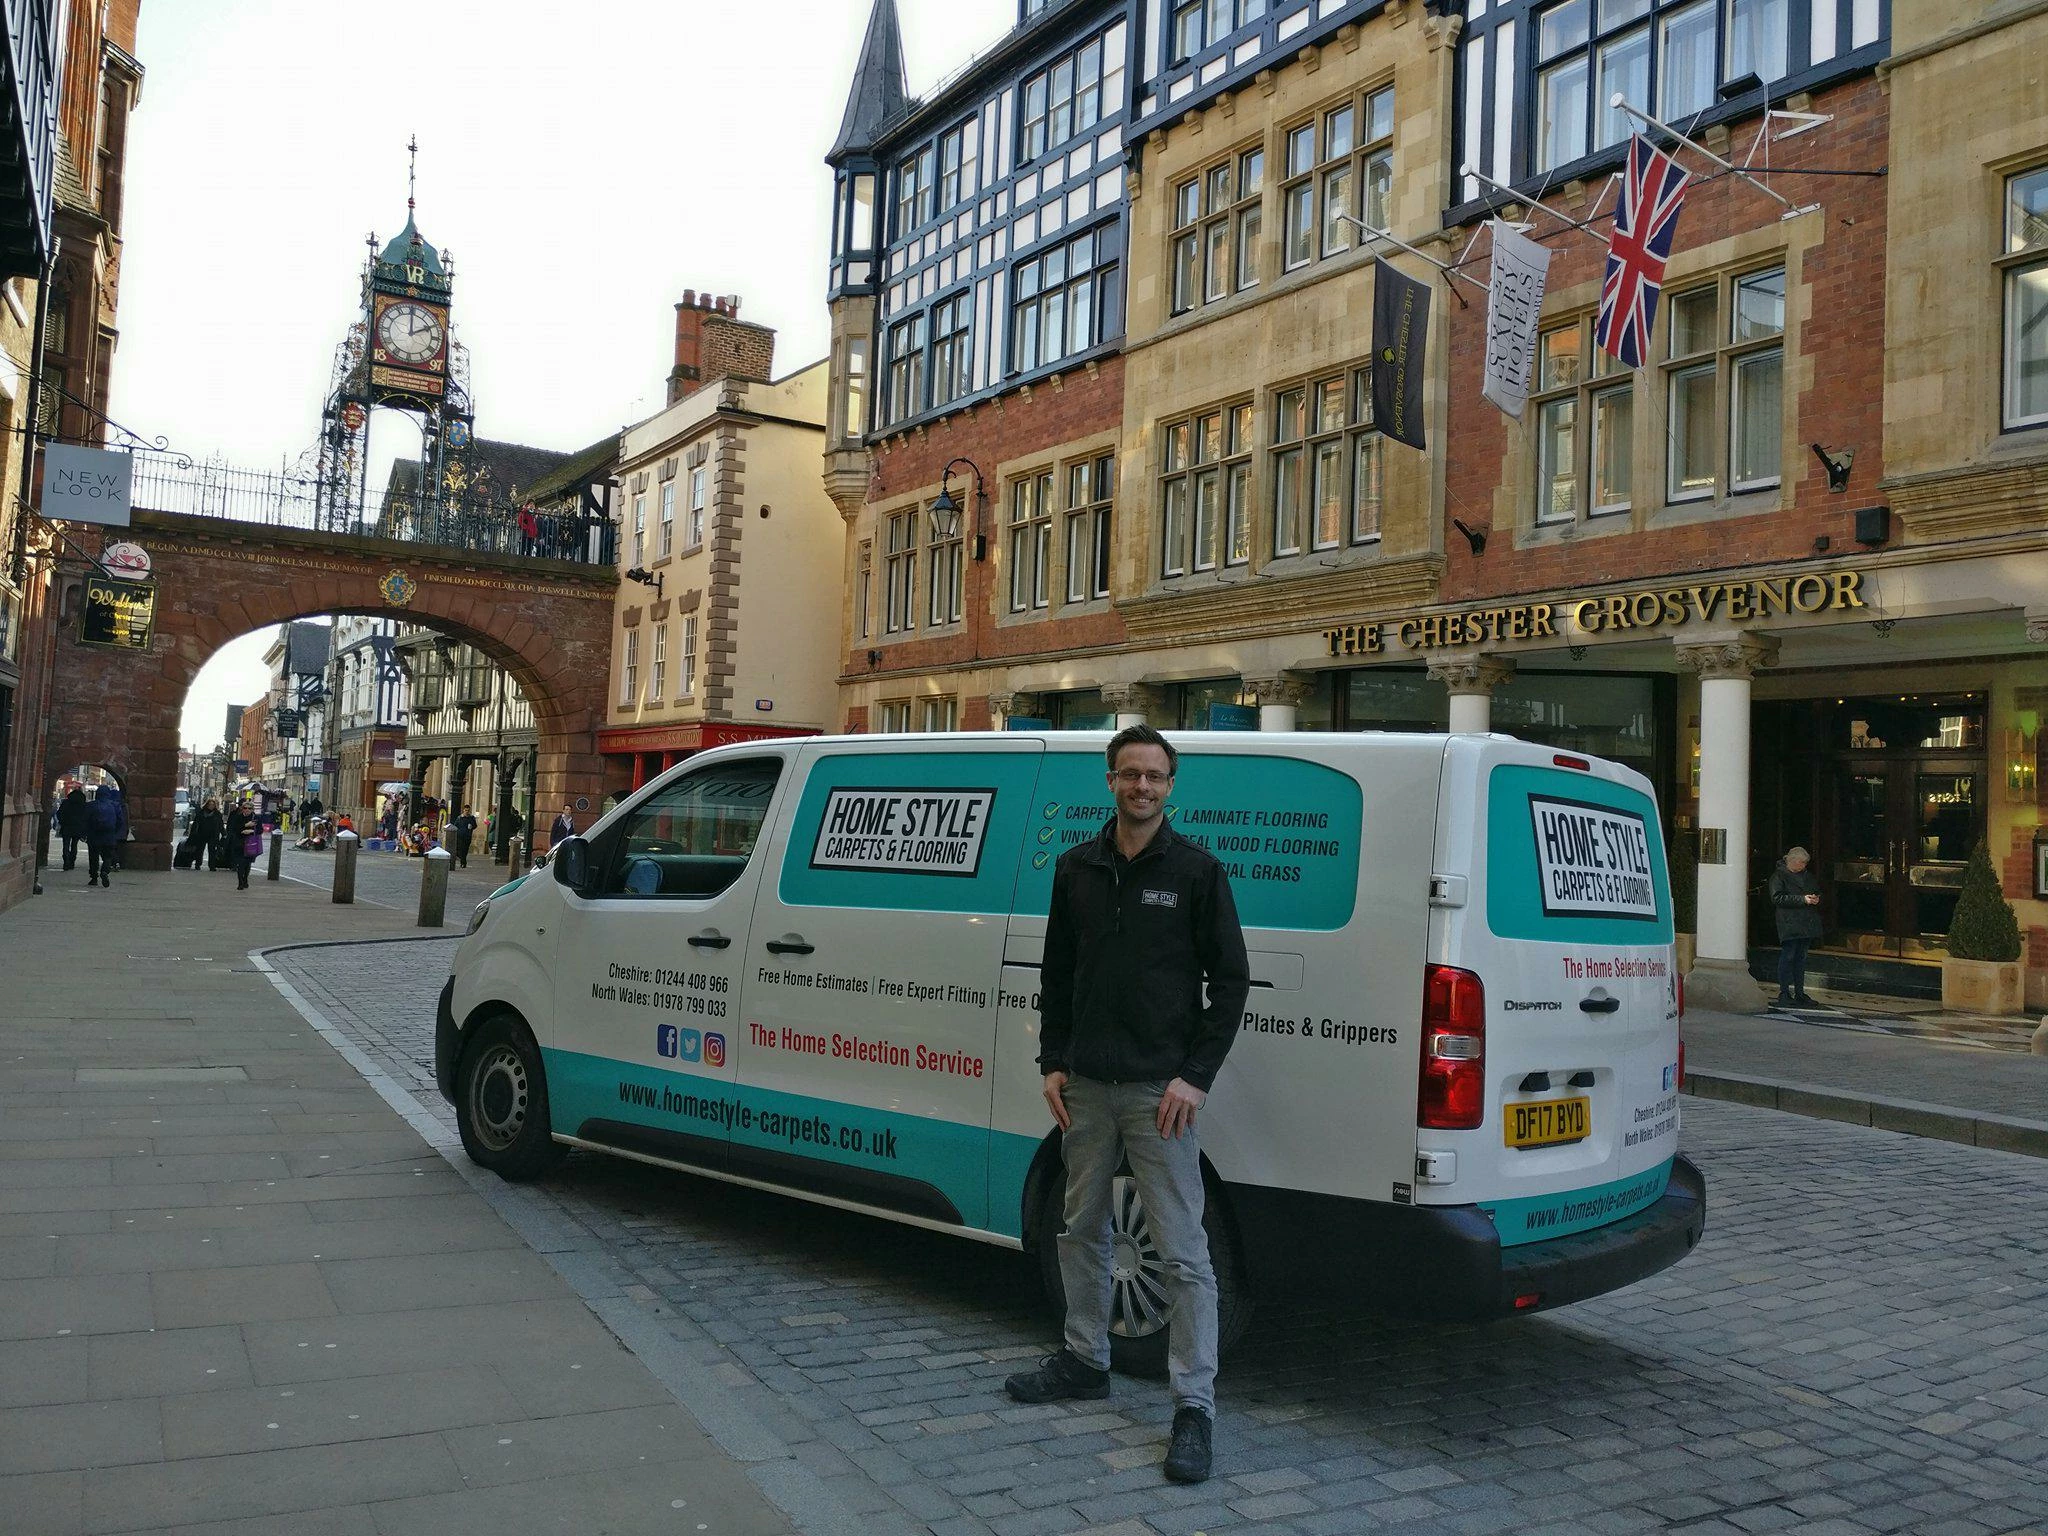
[1140,888,1179,908]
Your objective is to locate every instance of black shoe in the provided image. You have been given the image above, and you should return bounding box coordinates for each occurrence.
[1793,993,1818,1007]
[1003,1349,1110,1404]
[1164,1407,1213,1483]
[1772,990,1795,1006]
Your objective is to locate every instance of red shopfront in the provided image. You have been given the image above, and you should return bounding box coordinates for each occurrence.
[597,721,819,796]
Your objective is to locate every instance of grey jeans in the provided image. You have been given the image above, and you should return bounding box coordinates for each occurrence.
[1056,1076,1218,1415]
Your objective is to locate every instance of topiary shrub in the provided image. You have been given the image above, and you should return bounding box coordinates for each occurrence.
[1669,826,1699,934]
[1946,840,2023,963]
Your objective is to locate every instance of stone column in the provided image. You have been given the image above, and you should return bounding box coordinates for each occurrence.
[1427,654,1516,734]
[1677,634,1780,1012]
[1246,674,1312,733]
[1100,683,1159,729]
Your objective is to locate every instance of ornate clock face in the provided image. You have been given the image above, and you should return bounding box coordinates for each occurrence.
[377,302,445,365]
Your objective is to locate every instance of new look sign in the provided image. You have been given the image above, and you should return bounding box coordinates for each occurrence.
[41,445,135,527]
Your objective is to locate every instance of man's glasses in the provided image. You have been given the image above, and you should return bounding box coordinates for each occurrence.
[1112,769,1172,786]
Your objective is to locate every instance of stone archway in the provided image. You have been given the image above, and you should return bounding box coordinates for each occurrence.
[46,509,616,869]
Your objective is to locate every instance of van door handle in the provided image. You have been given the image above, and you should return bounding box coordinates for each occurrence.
[765,937,815,955]
[1579,996,1621,1014]
[688,931,731,950]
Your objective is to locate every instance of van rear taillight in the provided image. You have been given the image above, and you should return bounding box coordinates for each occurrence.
[1677,973,1686,1019]
[1677,1036,1685,1090]
[1419,964,1486,1130]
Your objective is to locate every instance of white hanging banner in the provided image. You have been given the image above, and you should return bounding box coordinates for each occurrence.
[1480,221,1553,420]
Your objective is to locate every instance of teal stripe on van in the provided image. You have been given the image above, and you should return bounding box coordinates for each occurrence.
[1485,764,1674,945]
[542,1047,1043,1238]
[1482,1158,1674,1247]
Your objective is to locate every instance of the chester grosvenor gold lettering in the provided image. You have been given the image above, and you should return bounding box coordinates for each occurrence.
[1323,570,1867,656]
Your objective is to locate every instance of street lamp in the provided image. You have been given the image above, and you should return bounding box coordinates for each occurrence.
[929,458,989,560]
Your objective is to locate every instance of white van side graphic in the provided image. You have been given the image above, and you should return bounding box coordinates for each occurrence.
[438,733,1706,1376]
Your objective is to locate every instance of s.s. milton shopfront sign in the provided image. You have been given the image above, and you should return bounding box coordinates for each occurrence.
[1323,570,1868,657]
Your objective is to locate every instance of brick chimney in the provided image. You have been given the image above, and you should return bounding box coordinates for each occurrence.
[668,289,778,405]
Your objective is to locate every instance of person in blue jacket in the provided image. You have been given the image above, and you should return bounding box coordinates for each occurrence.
[84,784,127,888]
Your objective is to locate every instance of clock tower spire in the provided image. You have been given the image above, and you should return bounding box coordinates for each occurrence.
[313,139,476,534]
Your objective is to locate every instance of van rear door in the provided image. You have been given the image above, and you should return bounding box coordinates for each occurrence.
[1422,740,1680,1247]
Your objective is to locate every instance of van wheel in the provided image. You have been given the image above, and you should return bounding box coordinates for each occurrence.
[1036,1165,1252,1380]
[455,1014,565,1182]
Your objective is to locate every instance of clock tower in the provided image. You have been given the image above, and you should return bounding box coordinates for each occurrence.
[314,139,477,533]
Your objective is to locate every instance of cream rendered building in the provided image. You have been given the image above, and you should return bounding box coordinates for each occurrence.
[602,295,840,792]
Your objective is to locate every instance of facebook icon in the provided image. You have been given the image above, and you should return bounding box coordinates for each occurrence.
[657,1025,679,1058]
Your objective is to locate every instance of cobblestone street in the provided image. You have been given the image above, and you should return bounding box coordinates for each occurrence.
[272,938,2048,1536]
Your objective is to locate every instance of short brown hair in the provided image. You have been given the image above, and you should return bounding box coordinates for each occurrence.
[1106,723,1177,775]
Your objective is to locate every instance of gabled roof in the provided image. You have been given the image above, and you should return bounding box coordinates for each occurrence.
[830,0,910,162]
[519,434,619,509]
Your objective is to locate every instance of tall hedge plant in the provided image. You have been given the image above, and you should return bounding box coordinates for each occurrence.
[1946,840,2023,963]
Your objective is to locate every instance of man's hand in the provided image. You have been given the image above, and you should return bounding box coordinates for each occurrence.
[1156,1078,1207,1139]
[1042,1072,1071,1132]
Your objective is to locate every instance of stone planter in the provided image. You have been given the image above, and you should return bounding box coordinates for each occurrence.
[1940,957,2024,1016]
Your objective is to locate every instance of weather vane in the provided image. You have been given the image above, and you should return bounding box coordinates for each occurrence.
[406,134,418,214]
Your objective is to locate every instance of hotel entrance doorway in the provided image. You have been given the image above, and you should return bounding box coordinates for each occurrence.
[1754,694,1985,961]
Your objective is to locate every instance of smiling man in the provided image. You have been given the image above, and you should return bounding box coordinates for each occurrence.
[1005,723,1250,1484]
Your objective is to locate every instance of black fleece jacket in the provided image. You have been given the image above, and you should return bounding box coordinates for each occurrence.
[1037,817,1250,1092]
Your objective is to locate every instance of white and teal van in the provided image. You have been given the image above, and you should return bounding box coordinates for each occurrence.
[437,731,1704,1371]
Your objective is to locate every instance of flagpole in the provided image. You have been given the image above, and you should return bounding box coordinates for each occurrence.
[1331,213,1487,301]
[1459,165,1617,247]
[1609,94,1820,220]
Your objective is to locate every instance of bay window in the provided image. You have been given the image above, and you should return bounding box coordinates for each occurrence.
[1009,470,1054,612]
[1065,453,1114,603]
[1171,146,1264,314]
[1281,85,1393,271]
[1664,264,1784,501]
[2004,165,2048,430]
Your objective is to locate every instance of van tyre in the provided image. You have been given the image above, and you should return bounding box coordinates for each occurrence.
[1036,1163,1251,1380]
[455,1014,565,1182]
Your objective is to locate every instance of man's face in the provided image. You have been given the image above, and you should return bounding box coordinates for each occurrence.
[1108,743,1174,826]
[1787,854,1809,873]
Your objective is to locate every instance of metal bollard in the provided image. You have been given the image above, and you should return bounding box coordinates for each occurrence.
[332,830,358,905]
[508,836,530,879]
[418,846,451,928]
[267,828,283,882]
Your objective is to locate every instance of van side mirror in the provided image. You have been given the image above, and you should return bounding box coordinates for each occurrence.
[551,835,590,891]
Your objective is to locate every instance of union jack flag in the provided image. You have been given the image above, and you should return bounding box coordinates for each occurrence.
[1594,136,1692,369]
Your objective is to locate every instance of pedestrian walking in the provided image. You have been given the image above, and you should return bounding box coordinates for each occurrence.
[1770,844,1823,1007]
[84,784,127,888]
[1003,724,1249,1485]
[225,799,261,890]
[56,787,88,871]
[549,803,575,850]
[450,809,478,868]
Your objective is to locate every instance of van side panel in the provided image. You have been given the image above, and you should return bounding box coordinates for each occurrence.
[996,739,1435,1208]
[738,743,1045,1233]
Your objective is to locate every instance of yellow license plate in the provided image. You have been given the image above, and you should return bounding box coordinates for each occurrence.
[1505,1096,1591,1149]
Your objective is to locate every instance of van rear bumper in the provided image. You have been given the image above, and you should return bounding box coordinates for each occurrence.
[1228,1154,1705,1319]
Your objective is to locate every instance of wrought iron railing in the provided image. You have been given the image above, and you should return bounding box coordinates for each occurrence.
[126,449,616,568]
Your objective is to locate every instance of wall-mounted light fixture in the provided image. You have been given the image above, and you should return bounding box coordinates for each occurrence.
[624,566,664,600]
[1452,517,1488,556]
[930,458,990,561]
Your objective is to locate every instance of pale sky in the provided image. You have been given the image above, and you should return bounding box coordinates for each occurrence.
[114,0,1015,752]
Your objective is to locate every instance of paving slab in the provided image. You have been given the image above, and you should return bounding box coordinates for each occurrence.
[0,872,794,1536]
